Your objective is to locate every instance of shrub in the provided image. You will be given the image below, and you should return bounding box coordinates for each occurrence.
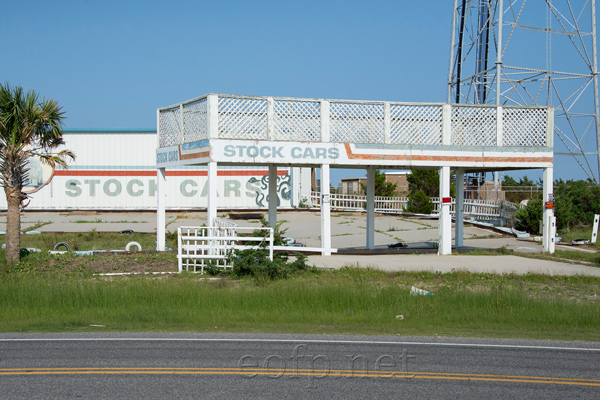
[515,199,542,234]
[229,249,311,281]
[405,190,434,214]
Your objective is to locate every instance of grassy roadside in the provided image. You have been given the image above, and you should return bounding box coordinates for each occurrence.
[1,261,598,341]
[463,246,600,265]
[1,231,599,341]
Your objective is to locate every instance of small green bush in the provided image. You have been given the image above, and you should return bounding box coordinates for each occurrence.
[405,190,434,214]
[515,199,542,234]
[229,249,311,281]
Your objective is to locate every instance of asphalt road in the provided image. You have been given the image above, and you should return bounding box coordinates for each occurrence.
[0,333,599,399]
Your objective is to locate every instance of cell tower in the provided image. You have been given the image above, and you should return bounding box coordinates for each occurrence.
[448,0,600,182]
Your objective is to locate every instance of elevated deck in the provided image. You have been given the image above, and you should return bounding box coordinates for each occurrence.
[157,94,553,170]
[155,94,556,258]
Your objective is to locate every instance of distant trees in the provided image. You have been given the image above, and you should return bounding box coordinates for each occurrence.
[553,179,600,231]
[515,179,600,233]
[405,170,442,214]
[360,169,398,197]
[515,199,543,233]
[502,175,540,203]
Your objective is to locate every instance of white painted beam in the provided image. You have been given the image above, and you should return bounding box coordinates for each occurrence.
[366,167,375,249]
[438,166,452,255]
[320,165,332,256]
[207,161,218,227]
[543,167,555,253]
[268,165,278,228]
[156,167,167,251]
[455,168,464,249]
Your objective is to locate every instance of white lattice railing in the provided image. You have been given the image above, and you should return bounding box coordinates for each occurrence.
[177,225,273,274]
[212,217,238,230]
[158,94,551,149]
[308,192,519,220]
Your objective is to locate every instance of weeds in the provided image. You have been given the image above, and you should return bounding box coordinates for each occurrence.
[75,218,103,223]
[22,221,52,232]
[228,249,314,283]
[5,231,177,253]
[0,268,598,340]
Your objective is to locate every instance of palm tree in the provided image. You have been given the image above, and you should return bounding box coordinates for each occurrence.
[0,84,74,263]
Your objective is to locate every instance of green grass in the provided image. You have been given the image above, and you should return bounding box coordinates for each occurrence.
[0,268,598,341]
[462,246,600,266]
[559,227,600,250]
[0,231,598,340]
[22,221,53,232]
[520,249,600,265]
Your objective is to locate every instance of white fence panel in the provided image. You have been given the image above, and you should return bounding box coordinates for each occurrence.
[309,192,516,220]
[177,225,274,274]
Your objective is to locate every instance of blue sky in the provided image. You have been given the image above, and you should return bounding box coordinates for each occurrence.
[1,0,597,184]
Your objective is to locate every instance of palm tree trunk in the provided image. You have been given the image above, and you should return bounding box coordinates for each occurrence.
[4,186,21,263]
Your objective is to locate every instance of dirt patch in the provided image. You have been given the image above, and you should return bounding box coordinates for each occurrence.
[13,252,178,275]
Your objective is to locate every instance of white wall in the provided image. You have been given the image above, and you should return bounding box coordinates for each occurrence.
[2,131,292,210]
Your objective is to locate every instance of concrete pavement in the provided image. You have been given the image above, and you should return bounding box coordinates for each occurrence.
[306,254,600,276]
[2,209,598,276]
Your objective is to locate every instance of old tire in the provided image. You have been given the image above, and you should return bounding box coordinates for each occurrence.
[125,241,142,252]
[53,242,71,251]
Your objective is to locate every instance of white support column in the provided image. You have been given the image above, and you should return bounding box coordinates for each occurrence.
[299,167,312,205]
[438,166,452,255]
[180,104,185,143]
[320,164,332,256]
[268,165,278,228]
[455,168,465,249]
[320,100,330,142]
[366,167,375,249]
[442,104,452,145]
[207,161,218,227]
[496,106,503,146]
[383,102,391,144]
[291,167,301,207]
[207,94,219,139]
[267,97,275,141]
[156,167,167,251]
[543,167,555,253]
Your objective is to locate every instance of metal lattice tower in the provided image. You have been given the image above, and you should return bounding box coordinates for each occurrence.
[448,0,600,182]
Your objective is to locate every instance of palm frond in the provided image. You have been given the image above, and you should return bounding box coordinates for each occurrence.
[36,150,76,169]
[0,83,74,191]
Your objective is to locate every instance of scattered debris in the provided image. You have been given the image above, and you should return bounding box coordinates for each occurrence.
[119,229,134,235]
[395,315,404,320]
[125,241,142,252]
[572,239,590,245]
[388,242,407,249]
[411,286,433,296]
[282,237,305,247]
[73,251,96,256]
[53,242,71,251]
[229,213,263,220]
[511,227,530,238]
